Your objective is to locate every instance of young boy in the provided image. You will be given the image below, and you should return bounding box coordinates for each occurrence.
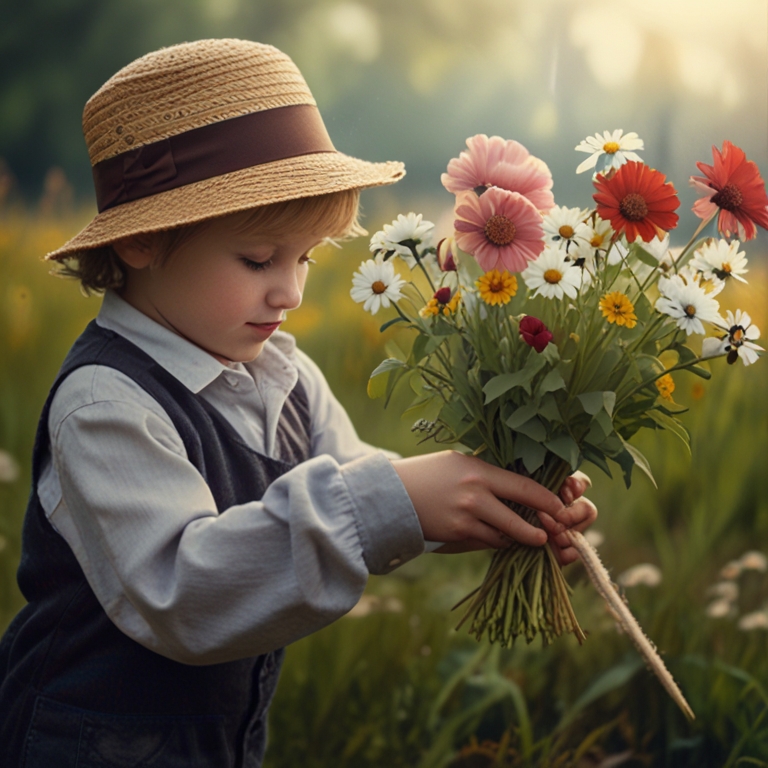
[0,39,596,766]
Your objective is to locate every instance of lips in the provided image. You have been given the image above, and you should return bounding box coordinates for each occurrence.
[249,321,282,331]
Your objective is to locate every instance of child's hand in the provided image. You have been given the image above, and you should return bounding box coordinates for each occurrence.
[538,470,597,566]
[390,451,594,555]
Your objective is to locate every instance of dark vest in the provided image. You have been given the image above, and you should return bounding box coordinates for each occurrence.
[0,321,312,767]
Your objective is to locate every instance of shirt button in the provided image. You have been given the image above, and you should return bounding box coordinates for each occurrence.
[225,375,239,388]
[388,557,402,567]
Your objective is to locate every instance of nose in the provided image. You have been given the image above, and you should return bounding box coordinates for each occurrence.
[265,264,303,311]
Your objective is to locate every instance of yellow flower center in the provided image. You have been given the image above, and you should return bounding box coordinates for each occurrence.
[684,304,697,317]
[603,141,621,154]
[371,280,387,294]
[619,193,648,222]
[721,262,732,273]
[543,269,562,284]
[732,327,744,343]
[558,225,575,239]
[590,233,604,247]
[484,215,516,246]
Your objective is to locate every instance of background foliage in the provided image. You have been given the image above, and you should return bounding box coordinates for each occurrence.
[1,0,767,764]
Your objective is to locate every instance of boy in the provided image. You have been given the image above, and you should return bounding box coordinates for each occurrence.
[0,39,596,766]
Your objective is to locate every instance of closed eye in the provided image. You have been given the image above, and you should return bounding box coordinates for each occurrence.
[241,257,272,272]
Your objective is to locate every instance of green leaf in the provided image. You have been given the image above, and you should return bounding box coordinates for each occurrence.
[582,444,612,478]
[402,394,444,422]
[483,353,547,402]
[674,344,698,365]
[594,409,614,436]
[687,364,712,380]
[620,436,658,488]
[505,403,538,429]
[538,393,562,423]
[577,391,615,416]
[513,434,547,474]
[367,358,408,399]
[384,340,407,361]
[538,368,566,395]
[379,316,406,332]
[410,334,430,364]
[647,409,691,453]
[632,241,662,267]
[545,435,580,470]
[515,416,547,442]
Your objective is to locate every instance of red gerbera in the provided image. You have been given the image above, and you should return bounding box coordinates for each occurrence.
[690,140,768,241]
[593,161,680,243]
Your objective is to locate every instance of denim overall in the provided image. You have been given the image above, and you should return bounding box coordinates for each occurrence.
[0,321,312,767]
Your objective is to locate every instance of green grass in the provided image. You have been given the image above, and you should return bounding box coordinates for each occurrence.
[1,210,767,766]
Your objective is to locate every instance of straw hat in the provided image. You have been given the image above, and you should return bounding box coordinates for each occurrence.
[46,38,405,261]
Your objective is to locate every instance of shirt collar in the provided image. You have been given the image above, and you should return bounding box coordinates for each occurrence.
[96,290,233,393]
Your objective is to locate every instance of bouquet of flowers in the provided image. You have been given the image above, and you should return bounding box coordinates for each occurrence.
[350,131,767,718]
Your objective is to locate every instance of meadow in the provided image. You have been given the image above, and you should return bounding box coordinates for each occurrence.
[0,206,766,766]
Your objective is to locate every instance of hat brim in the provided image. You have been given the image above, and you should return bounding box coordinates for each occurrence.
[46,151,405,260]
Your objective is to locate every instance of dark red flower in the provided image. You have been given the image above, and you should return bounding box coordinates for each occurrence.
[434,287,452,304]
[690,140,768,241]
[593,161,680,243]
[519,315,553,353]
[436,237,458,271]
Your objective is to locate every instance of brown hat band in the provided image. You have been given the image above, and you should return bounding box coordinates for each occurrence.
[92,104,336,212]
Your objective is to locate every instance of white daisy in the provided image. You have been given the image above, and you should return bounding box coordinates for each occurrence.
[655,275,723,335]
[582,215,615,264]
[575,129,644,175]
[521,246,583,300]
[617,563,662,588]
[689,239,749,284]
[740,551,768,572]
[369,212,435,268]
[703,309,764,366]
[350,259,406,315]
[738,610,768,631]
[542,205,590,258]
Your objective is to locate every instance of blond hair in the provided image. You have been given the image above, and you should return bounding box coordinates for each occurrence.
[55,188,363,295]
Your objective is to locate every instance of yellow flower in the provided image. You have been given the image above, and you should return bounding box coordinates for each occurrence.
[419,299,440,318]
[443,290,461,315]
[599,291,637,328]
[655,373,675,401]
[476,270,517,306]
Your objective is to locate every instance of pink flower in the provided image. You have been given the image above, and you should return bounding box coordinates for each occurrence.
[519,316,553,353]
[441,134,555,212]
[454,187,545,273]
[690,141,768,241]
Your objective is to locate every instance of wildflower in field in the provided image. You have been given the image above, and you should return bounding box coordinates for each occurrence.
[691,140,768,241]
[655,274,722,335]
[542,205,590,257]
[582,215,618,265]
[737,610,768,631]
[350,259,406,315]
[420,287,460,317]
[707,581,739,602]
[442,134,555,212]
[476,270,517,306]
[584,529,604,548]
[436,236,458,271]
[740,551,767,572]
[522,247,583,300]
[617,563,662,588]
[690,239,748,284]
[593,161,680,243]
[720,560,743,580]
[519,315,553,353]
[454,187,545,272]
[575,129,644,175]
[369,212,434,267]
[655,373,675,401]
[599,291,637,329]
[702,309,763,366]
[705,599,733,618]
[0,450,20,483]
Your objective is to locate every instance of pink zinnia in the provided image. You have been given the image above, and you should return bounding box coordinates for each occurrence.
[690,140,768,241]
[454,187,545,272]
[519,316,553,353]
[441,134,555,212]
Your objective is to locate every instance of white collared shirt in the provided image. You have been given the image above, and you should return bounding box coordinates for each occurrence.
[37,290,426,665]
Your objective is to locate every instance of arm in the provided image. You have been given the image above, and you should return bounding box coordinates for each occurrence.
[46,366,424,666]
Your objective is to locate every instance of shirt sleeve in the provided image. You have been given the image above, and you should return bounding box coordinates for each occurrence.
[46,365,425,666]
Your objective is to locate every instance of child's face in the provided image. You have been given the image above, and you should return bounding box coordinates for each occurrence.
[121,213,320,364]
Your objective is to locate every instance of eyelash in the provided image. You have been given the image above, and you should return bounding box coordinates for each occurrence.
[241,255,315,272]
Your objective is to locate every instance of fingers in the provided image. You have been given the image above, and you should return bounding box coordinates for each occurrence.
[476,495,548,547]
[559,470,592,505]
[482,461,563,517]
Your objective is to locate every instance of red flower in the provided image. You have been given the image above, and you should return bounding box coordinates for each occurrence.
[434,287,452,304]
[593,161,680,243]
[519,315,553,353]
[690,140,768,241]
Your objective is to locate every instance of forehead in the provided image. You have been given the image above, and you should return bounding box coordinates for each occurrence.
[197,212,322,250]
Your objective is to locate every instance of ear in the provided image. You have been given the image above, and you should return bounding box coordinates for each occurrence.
[112,234,155,269]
